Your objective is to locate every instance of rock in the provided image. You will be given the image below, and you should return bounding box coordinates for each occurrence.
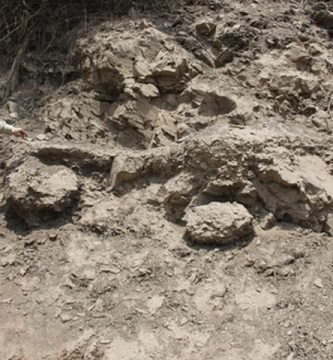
[6,99,19,119]
[216,25,254,51]
[199,92,237,116]
[36,134,47,141]
[108,98,159,132]
[81,51,130,95]
[313,278,323,288]
[147,295,165,314]
[109,124,333,233]
[259,213,276,230]
[194,48,215,67]
[152,59,199,93]
[48,233,58,241]
[183,36,202,52]
[253,154,333,231]
[195,20,216,36]
[7,157,79,226]
[268,71,319,96]
[138,83,160,98]
[184,202,254,245]
[40,91,110,141]
[312,3,328,12]
[311,110,330,131]
[215,49,234,68]
[228,98,255,125]
[184,75,237,115]
[284,44,310,66]
[60,312,73,323]
[312,9,333,35]
[108,98,178,147]
[109,153,146,190]
[79,198,124,231]
[324,213,333,235]
[31,142,115,171]
[133,59,152,80]
[76,25,201,95]
[177,122,195,139]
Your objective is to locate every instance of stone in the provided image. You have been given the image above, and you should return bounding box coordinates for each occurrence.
[48,233,58,241]
[184,202,254,245]
[215,49,234,68]
[60,312,73,323]
[194,49,215,67]
[31,142,115,171]
[79,198,124,230]
[138,83,160,98]
[216,25,253,51]
[7,157,79,226]
[147,295,165,314]
[195,20,217,36]
[6,99,19,119]
[311,111,329,131]
[284,44,310,66]
[107,98,178,147]
[313,278,323,288]
[260,213,276,230]
[133,60,152,79]
[184,75,237,115]
[312,9,333,34]
[324,213,333,235]
[36,134,47,141]
[228,98,255,125]
[76,26,201,95]
[253,154,333,231]
[177,122,194,139]
[109,153,147,190]
[107,125,333,233]
[199,92,237,116]
[152,59,199,93]
[268,71,319,96]
[108,99,159,132]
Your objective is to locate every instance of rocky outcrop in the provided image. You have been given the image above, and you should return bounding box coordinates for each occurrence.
[73,24,207,148]
[76,26,202,96]
[15,123,333,233]
[184,202,254,245]
[253,154,333,231]
[108,125,333,232]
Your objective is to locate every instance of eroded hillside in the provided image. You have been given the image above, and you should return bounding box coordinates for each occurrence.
[1,1,333,359]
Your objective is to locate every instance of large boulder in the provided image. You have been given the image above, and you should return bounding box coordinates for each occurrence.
[7,157,79,226]
[253,154,333,231]
[184,202,254,245]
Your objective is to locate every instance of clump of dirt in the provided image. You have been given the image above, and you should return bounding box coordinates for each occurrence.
[1,1,333,359]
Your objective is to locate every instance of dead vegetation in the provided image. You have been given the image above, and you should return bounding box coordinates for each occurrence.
[0,0,197,54]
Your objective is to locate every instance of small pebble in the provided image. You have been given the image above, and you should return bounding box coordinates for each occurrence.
[313,278,323,288]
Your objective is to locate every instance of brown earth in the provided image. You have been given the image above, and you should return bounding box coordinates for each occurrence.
[1,1,333,359]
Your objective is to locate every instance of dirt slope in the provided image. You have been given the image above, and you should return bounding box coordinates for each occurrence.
[1,1,333,359]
